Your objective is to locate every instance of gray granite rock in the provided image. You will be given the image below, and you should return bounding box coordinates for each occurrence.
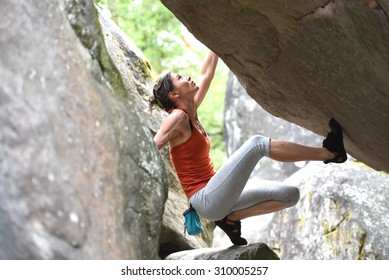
[0,0,166,259]
[162,0,389,172]
[0,0,216,259]
[243,161,389,259]
[165,243,279,260]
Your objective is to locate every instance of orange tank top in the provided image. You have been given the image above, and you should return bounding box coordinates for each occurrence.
[169,111,216,199]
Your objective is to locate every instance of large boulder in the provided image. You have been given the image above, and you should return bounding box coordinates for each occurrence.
[161,0,389,173]
[242,161,389,259]
[0,0,167,259]
[218,67,389,260]
[0,0,216,260]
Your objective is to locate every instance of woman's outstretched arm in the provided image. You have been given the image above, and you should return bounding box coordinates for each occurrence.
[194,50,219,108]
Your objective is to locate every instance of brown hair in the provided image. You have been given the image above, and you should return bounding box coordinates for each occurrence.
[149,71,176,112]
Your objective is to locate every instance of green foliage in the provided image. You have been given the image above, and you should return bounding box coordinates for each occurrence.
[95,0,201,74]
[94,0,227,169]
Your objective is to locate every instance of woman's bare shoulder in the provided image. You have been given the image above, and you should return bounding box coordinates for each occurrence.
[168,108,189,123]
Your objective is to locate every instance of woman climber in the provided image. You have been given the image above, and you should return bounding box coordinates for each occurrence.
[149,50,347,246]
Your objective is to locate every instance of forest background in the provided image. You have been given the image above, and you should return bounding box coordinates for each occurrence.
[95,0,229,169]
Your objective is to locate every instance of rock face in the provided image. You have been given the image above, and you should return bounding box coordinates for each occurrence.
[166,243,279,260]
[225,72,323,181]
[161,0,389,173]
[0,0,167,259]
[0,0,216,259]
[220,66,389,259]
[243,161,389,259]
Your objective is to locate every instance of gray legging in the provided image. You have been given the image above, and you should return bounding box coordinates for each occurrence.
[189,135,300,221]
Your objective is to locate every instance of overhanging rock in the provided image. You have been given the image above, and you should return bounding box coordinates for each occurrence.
[162,0,389,172]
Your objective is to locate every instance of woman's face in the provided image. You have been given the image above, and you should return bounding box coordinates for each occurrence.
[170,72,199,97]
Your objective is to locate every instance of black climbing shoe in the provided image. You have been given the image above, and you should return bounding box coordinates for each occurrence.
[215,217,248,246]
[323,117,347,164]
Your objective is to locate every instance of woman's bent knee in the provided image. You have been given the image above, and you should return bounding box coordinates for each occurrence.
[246,135,271,158]
[285,186,300,206]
